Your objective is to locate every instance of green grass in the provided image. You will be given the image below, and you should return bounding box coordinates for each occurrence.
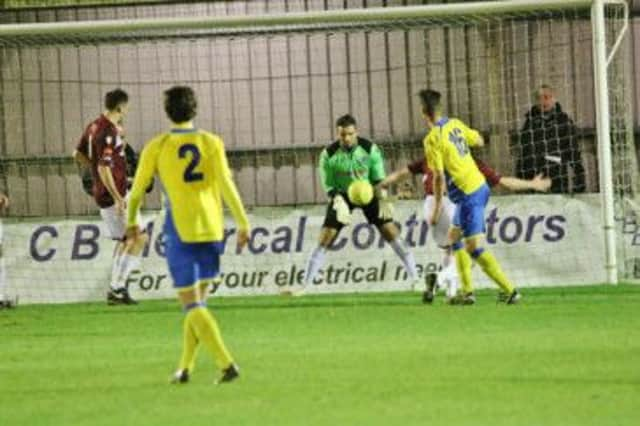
[1,285,639,426]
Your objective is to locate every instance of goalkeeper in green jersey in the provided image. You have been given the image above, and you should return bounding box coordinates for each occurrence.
[299,114,418,294]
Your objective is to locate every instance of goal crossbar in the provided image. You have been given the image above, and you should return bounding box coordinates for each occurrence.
[0,0,596,40]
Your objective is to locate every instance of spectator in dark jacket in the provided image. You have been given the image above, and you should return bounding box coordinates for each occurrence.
[516,85,586,194]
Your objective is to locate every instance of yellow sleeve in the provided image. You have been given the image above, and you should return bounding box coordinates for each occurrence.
[459,120,482,147]
[212,137,250,231]
[424,132,443,173]
[127,140,159,227]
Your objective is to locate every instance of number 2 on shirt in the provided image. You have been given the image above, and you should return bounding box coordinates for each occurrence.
[449,128,469,157]
[179,144,204,182]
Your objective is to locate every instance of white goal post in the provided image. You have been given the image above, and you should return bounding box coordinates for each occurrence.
[590,0,629,284]
[0,1,612,38]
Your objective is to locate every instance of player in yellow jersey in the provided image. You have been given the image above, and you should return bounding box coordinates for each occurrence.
[126,86,251,384]
[419,89,520,305]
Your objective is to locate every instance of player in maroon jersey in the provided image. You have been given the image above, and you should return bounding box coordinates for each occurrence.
[73,89,147,305]
[379,156,550,303]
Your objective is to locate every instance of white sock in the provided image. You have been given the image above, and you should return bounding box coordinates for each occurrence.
[303,246,326,286]
[110,252,123,291]
[111,254,141,291]
[118,254,141,286]
[389,238,418,280]
[446,277,459,299]
[439,250,459,298]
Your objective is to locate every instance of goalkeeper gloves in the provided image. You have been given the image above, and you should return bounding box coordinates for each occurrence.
[375,187,394,220]
[332,194,352,225]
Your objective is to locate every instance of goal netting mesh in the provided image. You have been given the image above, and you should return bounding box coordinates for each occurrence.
[0,1,635,304]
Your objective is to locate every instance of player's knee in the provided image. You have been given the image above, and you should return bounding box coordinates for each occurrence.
[379,223,398,241]
[198,280,212,300]
[138,231,149,246]
[177,287,200,307]
[465,239,485,259]
[319,227,338,247]
[126,232,148,254]
[464,239,477,253]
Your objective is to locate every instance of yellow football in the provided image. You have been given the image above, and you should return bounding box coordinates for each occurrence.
[348,180,374,206]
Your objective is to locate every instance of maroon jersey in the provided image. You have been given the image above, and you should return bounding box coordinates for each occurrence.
[76,115,127,208]
[408,157,502,195]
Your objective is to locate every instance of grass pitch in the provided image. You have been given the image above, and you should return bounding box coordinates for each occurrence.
[1,285,639,426]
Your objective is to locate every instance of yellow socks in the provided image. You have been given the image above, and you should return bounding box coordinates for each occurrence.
[474,250,515,294]
[178,317,199,372]
[453,242,515,296]
[186,305,234,370]
[454,246,474,294]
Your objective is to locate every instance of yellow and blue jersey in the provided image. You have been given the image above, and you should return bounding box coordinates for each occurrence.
[127,127,249,243]
[423,117,486,203]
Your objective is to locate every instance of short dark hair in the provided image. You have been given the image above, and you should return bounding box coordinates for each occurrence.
[418,89,442,117]
[104,89,128,111]
[164,86,197,123]
[335,114,357,128]
[537,84,554,98]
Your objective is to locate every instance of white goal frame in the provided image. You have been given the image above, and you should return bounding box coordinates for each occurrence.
[0,0,630,284]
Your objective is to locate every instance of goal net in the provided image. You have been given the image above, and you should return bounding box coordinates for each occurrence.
[0,0,634,304]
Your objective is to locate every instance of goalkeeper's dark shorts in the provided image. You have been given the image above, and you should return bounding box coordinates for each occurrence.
[322,195,393,232]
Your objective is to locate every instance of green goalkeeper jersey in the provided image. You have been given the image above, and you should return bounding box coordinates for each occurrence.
[319,137,386,196]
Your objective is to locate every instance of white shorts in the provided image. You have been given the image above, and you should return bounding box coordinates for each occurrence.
[100,197,142,240]
[423,195,456,248]
[100,205,128,240]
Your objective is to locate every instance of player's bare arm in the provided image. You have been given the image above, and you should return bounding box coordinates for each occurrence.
[124,225,140,242]
[378,166,411,189]
[499,174,551,192]
[98,164,125,214]
[237,229,250,250]
[0,193,9,210]
[73,149,91,168]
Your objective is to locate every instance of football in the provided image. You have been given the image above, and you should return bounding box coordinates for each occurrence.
[348,180,374,206]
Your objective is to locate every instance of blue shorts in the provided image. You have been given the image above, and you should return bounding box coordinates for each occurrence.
[164,210,224,289]
[452,184,490,238]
